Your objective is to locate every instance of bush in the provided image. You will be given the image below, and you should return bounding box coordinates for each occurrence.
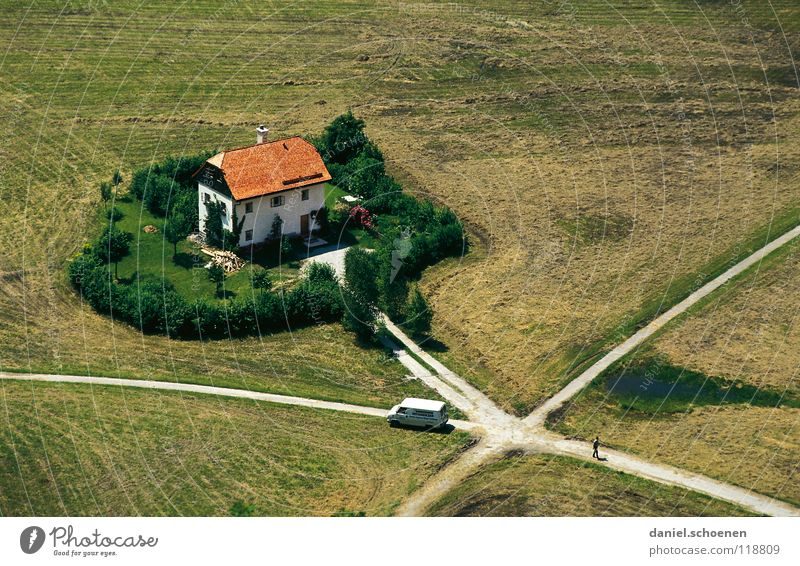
[130,151,210,225]
[305,262,337,285]
[106,206,123,222]
[344,247,379,307]
[314,110,370,165]
[93,226,133,279]
[341,286,378,342]
[404,287,432,337]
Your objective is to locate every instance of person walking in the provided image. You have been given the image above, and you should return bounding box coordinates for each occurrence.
[592,436,600,459]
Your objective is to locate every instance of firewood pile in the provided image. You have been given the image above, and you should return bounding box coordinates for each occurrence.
[201,248,245,273]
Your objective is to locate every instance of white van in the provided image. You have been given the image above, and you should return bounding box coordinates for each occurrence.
[387,398,449,429]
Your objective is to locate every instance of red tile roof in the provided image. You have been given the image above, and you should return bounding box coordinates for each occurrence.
[206,136,331,201]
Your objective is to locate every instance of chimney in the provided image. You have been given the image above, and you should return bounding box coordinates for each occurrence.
[256,124,269,144]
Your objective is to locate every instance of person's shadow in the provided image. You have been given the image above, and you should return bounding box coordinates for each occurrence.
[597,457,608,462]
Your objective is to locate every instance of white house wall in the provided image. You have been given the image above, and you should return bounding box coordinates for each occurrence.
[198,181,325,247]
[234,182,325,246]
[198,182,233,234]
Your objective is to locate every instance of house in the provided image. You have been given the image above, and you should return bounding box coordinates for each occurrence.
[195,125,332,247]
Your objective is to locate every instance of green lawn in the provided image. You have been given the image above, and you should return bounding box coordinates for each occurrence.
[110,196,298,301]
[107,182,377,303]
[0,381,472,516]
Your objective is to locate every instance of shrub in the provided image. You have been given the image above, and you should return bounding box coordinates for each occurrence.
[252,268,272,293]
[404,287,432,337]
[99,181,112,204]
[326,202,350,237]
[93,226,133,279]
[344,247,379,306]
[314,110,370,165]
[106,206,123,222]
[130,151,210,223]
[305,262,337,285]
[348,205,373,230]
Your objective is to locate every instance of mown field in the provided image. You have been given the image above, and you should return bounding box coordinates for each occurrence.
[2,1,798,416]
[551,239,800,506]
[1,0,799,517]
[0,381,471,516]
[426,452,753,516]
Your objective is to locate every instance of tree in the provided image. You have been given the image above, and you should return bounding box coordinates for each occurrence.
[341,286,378,342]
[223,206,245,251]
[341,247,380,341]
[344,247,379,307]
[316,110,369,165]
[99,181,112,206]
[112,169,123,187]
[204,201,225,247]
[404,287,432,336]
[208,264,225,297]
[252,269,272,294]
[342,153,385,200]
[305,262,337,285]
[94,226,132,279]
[280,237,293,260]
[164,212,191,258]
[376,235,409,320]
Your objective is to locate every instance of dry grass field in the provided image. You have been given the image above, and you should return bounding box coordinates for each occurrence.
[2,1,799,416]
[0,381,471,516]
[552,240,800,506]
[426,452,753,516]
[1,1,799,516]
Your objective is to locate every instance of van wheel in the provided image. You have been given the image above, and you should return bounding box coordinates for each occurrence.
[389,421,398,428]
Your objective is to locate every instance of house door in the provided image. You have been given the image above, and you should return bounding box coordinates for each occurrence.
[300,214,310,236]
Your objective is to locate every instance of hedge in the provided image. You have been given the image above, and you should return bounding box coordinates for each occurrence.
[69,252,343,339]
[70,112,465,340]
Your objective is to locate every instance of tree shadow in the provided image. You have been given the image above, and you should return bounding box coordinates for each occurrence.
[216,290,237,300]
[418,336,449,353]
[173,252,199,269]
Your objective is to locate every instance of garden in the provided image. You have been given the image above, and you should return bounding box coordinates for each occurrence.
[69,112,466,341]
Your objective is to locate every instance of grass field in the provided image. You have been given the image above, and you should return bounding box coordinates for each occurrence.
[426,452,753,516]
[551,239,800,506]
[0,381,471,516]
[1,1,799,517]
[1,1,799,414]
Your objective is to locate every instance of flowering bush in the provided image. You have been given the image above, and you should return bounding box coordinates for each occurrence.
[349,205,374,229]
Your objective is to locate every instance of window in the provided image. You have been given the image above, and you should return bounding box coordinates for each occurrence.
[301,189,309,201]
[245,202,253,213]
[219,202,227,215]
[203,193,211,204]
[245,229,253,241]
[271,195,284,207]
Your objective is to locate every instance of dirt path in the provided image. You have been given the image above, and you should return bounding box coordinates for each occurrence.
[5,224,800,517]
[524,223,800,427]
[381,225,800,521]
[0,372,479,431]
[529,434,800,517]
